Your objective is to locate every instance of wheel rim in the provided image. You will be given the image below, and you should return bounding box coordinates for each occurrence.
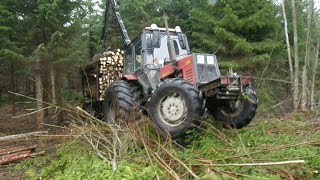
[221,98,245,117]
[158,93,187,126]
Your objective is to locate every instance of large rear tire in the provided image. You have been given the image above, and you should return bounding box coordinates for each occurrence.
[148,79,206,137]
[207,86,258,129]
[103,80,142,124]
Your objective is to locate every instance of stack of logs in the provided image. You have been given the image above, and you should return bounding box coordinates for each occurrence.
[0,145,44,166]
[98,49,124,101]
[82,49,124,101]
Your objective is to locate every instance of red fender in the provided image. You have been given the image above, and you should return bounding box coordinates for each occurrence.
[121,75,138,80]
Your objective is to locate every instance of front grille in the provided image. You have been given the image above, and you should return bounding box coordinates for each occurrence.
[194,54,220,84]
[196,64,220,83]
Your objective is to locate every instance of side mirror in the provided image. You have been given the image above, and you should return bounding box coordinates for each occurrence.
[152,31,161,48]
[178,33,187,49]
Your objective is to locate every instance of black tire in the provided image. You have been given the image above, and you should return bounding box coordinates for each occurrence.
[82,102,97,117]
[207,86,258,129]
[148,78,206,137]
[103,80,142,124]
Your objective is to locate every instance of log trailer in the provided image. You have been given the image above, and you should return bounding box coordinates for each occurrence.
[81,0,258,137]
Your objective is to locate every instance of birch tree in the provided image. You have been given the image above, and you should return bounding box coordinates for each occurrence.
[310,30,319,110]
[301,0,314,110]
[291,0,300,111]
[282,0,294,90]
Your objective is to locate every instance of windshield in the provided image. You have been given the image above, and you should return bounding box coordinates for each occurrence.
[146,33,188,66]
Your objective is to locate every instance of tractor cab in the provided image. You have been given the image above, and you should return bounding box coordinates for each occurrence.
[123,24,221,92]
[123,24,190,74]
[123,24,192,92]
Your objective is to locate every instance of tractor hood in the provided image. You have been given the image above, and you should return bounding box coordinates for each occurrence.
[177,54,221,85]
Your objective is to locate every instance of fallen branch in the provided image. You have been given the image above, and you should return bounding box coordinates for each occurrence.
[0,147,16,154]
[152,140,199,179]
[30,151,45,157]
[201,160,305,167]
[0,150,31,165]
[0,151,45,166]
[0,145,37,156]
[145,145,180,179]
[0,131,47,141]
[219,141,317,161]
[12,106,52,119]
[33,134,76,138]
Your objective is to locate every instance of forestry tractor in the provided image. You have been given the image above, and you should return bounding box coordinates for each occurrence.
[81,0,258,137]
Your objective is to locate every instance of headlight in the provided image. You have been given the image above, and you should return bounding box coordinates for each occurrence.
[197,55,205,64]
[207,56,215,65]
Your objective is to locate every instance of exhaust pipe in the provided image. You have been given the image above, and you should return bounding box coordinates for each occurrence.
[163,12,177,63]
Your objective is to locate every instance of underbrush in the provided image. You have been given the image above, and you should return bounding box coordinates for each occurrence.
[17,114,320,179]
[18,142,163,180]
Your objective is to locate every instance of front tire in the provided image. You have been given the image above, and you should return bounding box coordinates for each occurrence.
[207,86,258,129]
[103,80,142,124]
[148,79,206,137]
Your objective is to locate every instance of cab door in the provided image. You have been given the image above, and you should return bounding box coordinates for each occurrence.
[123,36,143,74]
[133,38,142,71]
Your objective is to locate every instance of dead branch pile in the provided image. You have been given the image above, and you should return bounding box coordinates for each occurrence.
[72,111,134,172]
[82,49,124,101]
[73,108,201,178]
[0,145,44,166]
[70,108,309,179]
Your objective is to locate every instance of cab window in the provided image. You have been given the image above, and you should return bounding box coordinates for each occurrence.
[134,39,142,70]
[173,40,180,55]
[124,47,133,74]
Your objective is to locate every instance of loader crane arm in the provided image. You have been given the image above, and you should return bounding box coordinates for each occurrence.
[101,0,131,50]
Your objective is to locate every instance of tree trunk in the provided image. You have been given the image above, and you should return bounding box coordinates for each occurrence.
[301,0,314,110]
[56,64,64,124]
[291,0,300,111]
[51,66,57,105]
[27,78,31,96]
[89,31,96,59]
[310,40,319,110]
[9,62,16,115]
[33,78,36,98]
[282,0,294,97]
[42,61,50,116]
[35,59,44,130]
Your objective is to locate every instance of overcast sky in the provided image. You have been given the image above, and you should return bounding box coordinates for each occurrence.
[315,0,320,9]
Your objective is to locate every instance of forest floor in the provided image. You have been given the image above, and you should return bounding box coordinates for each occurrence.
[0,104,320,179]
[0,105,72,179]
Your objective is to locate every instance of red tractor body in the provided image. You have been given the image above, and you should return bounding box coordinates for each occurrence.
[82,0,258,137]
